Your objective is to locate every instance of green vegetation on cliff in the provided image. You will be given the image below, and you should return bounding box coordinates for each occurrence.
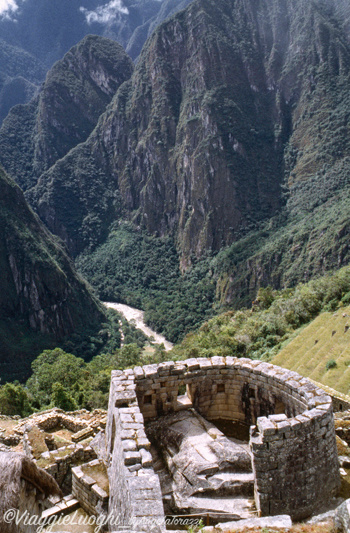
[0,336,169,415]
[4,262,350,416]
[0,164,115,382]
[273,305,350,394]
[0,35,134,191]
[172,266,350,369]
[76,223,216,343]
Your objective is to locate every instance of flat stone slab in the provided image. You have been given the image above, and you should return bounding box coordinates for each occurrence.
[146,409,254,518]
[203,515,292,531]
[177,495,254,518]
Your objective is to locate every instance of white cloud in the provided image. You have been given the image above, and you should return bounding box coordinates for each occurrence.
[80,0,128,25]
[0,0,18,17]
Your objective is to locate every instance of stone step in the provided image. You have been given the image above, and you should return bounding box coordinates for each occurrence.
[203,514,292,531]
[71,427,94,443]
[175,494,255,521]
[41,497,79,520]
[203,473,255,497]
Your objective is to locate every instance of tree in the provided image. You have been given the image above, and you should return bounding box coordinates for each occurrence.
[116,344,142,369]
[27,348,85,408]
[0,383,32,417]
[51,382,78,411]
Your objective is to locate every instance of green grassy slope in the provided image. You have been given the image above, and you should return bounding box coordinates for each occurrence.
[273,307,350,394]
[171,266,350,393]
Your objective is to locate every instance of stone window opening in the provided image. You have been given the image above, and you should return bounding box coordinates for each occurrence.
[176,382,192,410]
[144,395,153,405]
[275,400,286,415]
[178,384,187,396]
[217,383,225,393]
[115,401,130,408]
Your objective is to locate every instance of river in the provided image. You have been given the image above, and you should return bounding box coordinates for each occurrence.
[103,302,173,351]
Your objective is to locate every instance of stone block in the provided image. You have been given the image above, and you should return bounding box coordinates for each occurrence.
[115,391,137,407]
[268,414,287,423]
[72,466,83,479]
[137,437,151,450]
[128,463,142,472]
[143,365,159,378]
[123,439,138,452]
[124,451,141,465]
[92,484,108,500]
[257,417,276,436]
[140,448,153,468]
[133,366,145,379]
[121,429,136,440]
[81,474,96,487]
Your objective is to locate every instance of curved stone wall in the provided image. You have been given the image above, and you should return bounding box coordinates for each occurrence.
[106,357,340,527]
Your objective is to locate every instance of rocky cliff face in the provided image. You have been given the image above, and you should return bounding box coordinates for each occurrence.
[0,35,133,191]
[0,165,106,381]
[0,0,192,123]
[2,0,350,323]
[23,0,350,266]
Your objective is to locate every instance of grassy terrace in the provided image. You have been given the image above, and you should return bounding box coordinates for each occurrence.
[273,306,350,394]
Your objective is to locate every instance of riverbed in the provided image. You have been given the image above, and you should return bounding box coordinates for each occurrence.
[103,302,173,351]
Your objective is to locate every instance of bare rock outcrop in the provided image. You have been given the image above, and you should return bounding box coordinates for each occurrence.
[146,409,254,517]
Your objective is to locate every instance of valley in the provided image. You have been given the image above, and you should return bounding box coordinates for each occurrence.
[0,0,350,411]
[1,0,350,529]
[104,302,173,350]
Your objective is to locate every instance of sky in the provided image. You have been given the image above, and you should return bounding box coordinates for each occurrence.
[0,0,163,23]
[0,0,129,23]
[0,0,18,15]
[80,0,129,24]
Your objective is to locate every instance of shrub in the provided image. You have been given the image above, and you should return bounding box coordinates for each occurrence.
[326,359,337,370]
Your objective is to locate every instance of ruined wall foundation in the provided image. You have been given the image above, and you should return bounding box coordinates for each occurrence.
[106,357,340,528]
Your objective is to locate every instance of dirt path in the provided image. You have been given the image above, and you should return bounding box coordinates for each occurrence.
[103,302,173,351]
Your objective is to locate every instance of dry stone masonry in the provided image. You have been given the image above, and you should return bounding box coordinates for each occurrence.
[72,459,108,517]
[106,357,340,528]
[106,368,164,533]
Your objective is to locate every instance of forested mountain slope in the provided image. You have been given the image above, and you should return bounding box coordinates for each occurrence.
[2,0,350,342]
[0,0,193,123]
[23,0,350,266]
[0,39,45,124]
[0,35,133,191]
[0,165,106,381]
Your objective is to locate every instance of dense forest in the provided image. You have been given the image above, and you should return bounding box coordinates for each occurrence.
[2,264,350,416]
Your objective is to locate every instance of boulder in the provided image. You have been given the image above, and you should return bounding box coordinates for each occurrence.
[335,499,350,532]
[146,409,254,518]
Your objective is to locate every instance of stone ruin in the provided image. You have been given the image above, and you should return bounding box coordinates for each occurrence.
[106,356,340,532]
[0,408,109,529]
[0,357,343,532]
